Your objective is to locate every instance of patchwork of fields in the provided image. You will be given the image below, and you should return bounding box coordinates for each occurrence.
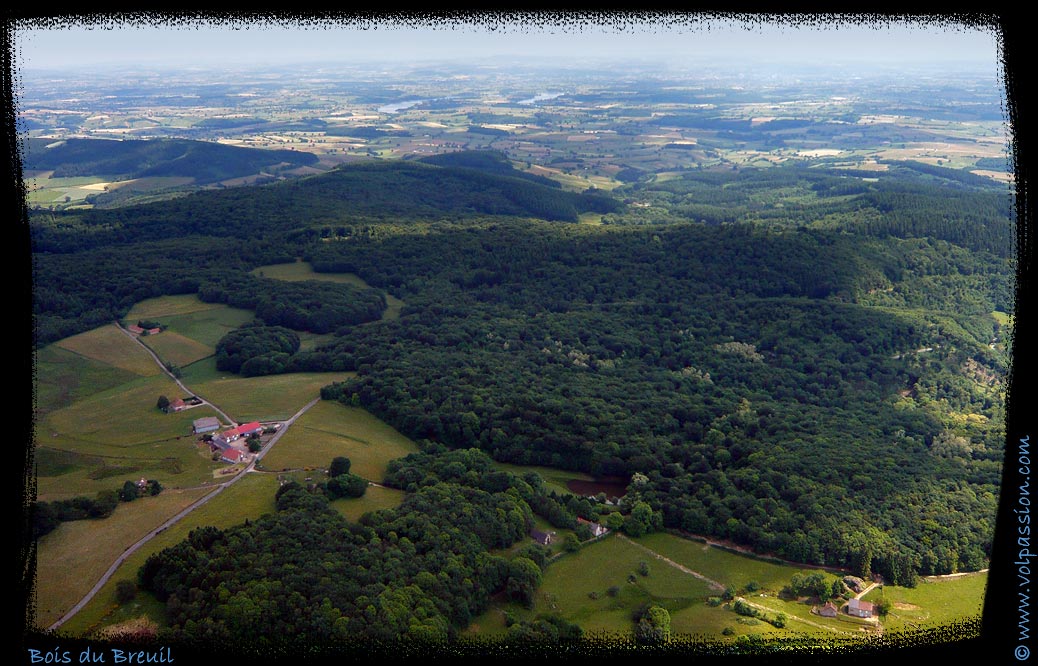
[33,294,375,631]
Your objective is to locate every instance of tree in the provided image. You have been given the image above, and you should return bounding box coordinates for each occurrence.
[733,599,757,617]
[156,395,170,411]
[329,456,352,478]
[115,580,137,604]
[148,480,163,496]
[505,557,542,608]
[247,439,262,453]
[120,480,140,502]
[635,605,671,644]
[638,561,650,577]
[326,473,367,499]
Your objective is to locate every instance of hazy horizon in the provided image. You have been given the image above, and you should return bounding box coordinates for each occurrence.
[14,15,1001,72]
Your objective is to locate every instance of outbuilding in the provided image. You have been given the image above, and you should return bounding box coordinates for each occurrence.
[193,416,221,434]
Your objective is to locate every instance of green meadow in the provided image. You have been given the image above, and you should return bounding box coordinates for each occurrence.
[636,532,833,593]
[179,358,352,422]
[123,295,254,348]
[259,400,419,481]
[138,331,215,368]
[466,530,985,642]
[863,573,987,632]
[34,487,212,630]
[36,372,223,498]
[35,344,141,417]
[330,484,407,522]
[58,472,282,637]
[468,533,779,640]
[54,325,160,376]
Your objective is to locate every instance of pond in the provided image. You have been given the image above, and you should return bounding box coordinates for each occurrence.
[566,477,628,498]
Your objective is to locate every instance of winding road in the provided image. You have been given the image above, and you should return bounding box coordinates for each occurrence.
[47,325,321,631]
[114,323,237,426]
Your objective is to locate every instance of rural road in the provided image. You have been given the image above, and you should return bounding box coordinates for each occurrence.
[734,596,855,635]
[47,333,321,632]
[115,322,237,426]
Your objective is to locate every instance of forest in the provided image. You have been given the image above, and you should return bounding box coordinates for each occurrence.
[30,152,1012,596]
[139,449,574,646]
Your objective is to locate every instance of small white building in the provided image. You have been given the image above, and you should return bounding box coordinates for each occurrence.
[848,597,875,618]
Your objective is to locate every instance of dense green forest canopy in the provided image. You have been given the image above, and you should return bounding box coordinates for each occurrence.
[31,155,1012,589]
[139,449,551,646]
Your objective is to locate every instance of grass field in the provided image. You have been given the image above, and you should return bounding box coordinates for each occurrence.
[992,310,1013,326]
[41,373,214,450]
[123,295,254,348]
[33,487,212,630]
[35,368,223,497]
[108,176,194,192]
[259,400,419,481]
[636,532,835,594]
[57,472,282,637]
[54,325,160,376]
[138,330,215,367]
[35,344,141,417]
[298,331,338,352]
[467,533,779,640]
[863,573,987,632]
[181,359,352,422]
[467,530,986,642]
[330,484,406,522]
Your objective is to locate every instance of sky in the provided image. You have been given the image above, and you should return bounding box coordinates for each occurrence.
[13,14,1002,71]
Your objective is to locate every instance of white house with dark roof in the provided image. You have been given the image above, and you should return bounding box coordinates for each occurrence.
[577,517,608,537]
[848,598,875,618]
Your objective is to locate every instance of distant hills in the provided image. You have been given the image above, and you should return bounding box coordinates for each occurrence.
[22,137,319,184]
[31,150,623,254]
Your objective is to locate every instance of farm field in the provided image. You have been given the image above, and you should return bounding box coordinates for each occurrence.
[33,486,212,630]
[259,400,419,482]
[139,330,214,368]
[182,361,353,422]
[36,373,223,498]
[58,472,282,637]
[636,532,837,593]
[26,174,110,205]
[123,295,254,348]
[53,324,160,376]
[297,331,337,352]
[35,344,141,417]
